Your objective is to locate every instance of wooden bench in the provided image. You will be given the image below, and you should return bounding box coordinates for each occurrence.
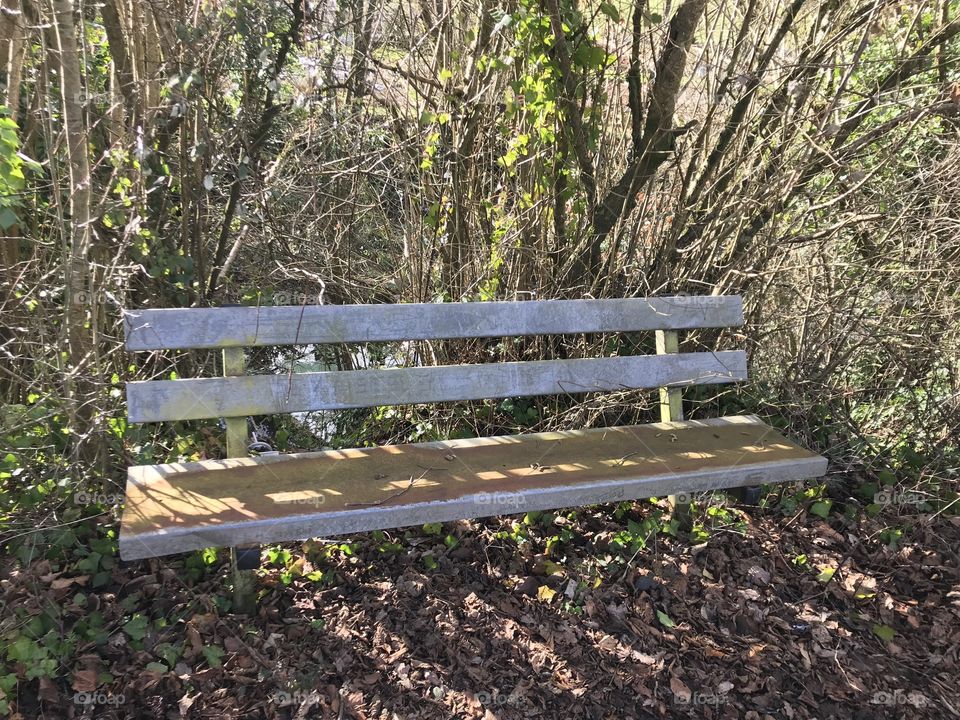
[120,297,826,588]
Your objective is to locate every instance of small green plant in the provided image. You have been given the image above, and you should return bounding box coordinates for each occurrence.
[183,547,219,581]
[0,672,17,714]
[494,521,530,546]
[0,106,40,231]
[371,530,404,554]
[499,398,539,427]
[154,642,183,669]
[609,516,661,557]
[201,645,225,668]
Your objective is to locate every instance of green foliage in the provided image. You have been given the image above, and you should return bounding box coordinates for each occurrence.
[2,597,95,683]
[0,107,38,231]
[689,501,748,542]
[810,500,832,520]
[201,645,225,668]
[0,401,73,523]
[371,529,404,554]
[608,515,662,555]
[494,0,609,194]
[656,610,676,629]
[499,397,539,427]
[872,623,896,642]
[122,614,149,642]
[182,547,220,582]
[265,546,291,566]
[154,642,183,669]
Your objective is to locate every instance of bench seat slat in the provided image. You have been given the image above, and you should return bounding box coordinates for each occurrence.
[123,296,743,350]
[119,415,827,560]
[126,351,747,423]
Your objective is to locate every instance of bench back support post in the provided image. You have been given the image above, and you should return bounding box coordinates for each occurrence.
[656,329,691,527]
[222,348,248,457]
[655,330,684,422]
[222,347,257,613]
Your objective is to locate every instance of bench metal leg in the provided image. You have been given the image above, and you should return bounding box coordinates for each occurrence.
[231,547,259,614]
[729,485,763,506]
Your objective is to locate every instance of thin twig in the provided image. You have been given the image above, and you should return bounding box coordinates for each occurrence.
[345,468,432,507]
[285,296,309,403]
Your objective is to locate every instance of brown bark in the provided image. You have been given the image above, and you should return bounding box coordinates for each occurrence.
[100,0,140,128]
[1,0,25,116]
[49,0,93,442]
[586,0,707,272]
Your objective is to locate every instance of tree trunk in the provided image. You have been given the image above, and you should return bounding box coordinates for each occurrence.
[49,0,94,448]
[588,0,707,256]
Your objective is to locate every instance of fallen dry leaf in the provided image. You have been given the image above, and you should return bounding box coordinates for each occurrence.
[71,669,99,693]
[670,675,692,704]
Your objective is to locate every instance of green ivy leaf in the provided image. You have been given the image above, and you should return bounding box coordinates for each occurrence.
[872,624,895,642]
[877,470,896,486]
[599,2,620,21]
[816,567,836,583]
[155,642,181,667]
[656,610,676,628]
[810,500,832,519]
[122,614,149,642]
[201,645,225,668]
[0,206,17,230]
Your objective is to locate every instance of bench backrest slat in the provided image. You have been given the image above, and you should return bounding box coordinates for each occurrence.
[126,351,747,423]
[123,296,743,351]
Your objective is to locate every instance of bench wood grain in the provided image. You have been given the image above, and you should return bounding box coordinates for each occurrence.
[123,296,743,350]
[120,415,826,559]
[127,351,747,422]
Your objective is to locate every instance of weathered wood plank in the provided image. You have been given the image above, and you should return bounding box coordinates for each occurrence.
[123,296,743,350]
[119,415,827,560]
[126,351,747,423]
